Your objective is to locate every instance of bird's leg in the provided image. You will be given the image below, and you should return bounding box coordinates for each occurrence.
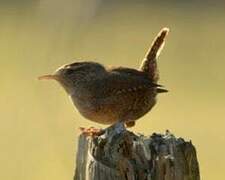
[79,121,126,138]
[79,127,105,137]
[113,121,126,134]
[102,121,126,138]
[125,121,136,128]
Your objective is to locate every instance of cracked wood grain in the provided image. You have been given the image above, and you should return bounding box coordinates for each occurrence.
[74,128,200,180]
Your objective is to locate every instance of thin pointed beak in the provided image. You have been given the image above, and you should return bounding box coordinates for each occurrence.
[38,74,58,80]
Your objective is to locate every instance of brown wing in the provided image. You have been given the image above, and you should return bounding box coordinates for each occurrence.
[85,67,162,121]
[102,68,158,120]
[90,67,159,98]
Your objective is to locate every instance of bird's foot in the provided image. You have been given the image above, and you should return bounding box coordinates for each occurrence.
[79,127,105,137]
[79,122,126,138]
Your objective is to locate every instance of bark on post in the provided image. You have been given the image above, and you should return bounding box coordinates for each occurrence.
[74,126,200,180]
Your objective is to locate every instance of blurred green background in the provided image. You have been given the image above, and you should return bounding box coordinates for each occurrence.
[0,0,225,179]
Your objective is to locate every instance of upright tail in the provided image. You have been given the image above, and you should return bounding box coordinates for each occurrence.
[139,27,169,83]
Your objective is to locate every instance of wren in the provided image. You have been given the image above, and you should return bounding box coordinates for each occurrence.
[39,28,169,135]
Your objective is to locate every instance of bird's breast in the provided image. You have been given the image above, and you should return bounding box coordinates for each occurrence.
[70,94,119,124]
[70,87,157,124]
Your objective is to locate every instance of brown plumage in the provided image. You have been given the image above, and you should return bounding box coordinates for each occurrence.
[39,28,169,132]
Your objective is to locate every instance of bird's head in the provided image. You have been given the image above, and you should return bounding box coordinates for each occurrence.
[38,61,106,95]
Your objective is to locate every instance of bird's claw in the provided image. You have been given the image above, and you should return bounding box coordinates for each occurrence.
[79,127,105,137]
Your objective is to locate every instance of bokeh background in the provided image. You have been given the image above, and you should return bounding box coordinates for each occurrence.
[1,0,225,179]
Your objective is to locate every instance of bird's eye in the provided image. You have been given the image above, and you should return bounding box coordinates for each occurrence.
[65,69,74,75]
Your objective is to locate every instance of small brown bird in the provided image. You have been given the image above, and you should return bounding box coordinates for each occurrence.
[39,28,169,136]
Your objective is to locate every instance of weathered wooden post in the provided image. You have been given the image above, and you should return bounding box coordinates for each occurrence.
[74,126,200,180]
[73,27,200,179]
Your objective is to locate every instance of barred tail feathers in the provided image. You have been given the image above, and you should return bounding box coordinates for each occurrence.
[140,28,169,82]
